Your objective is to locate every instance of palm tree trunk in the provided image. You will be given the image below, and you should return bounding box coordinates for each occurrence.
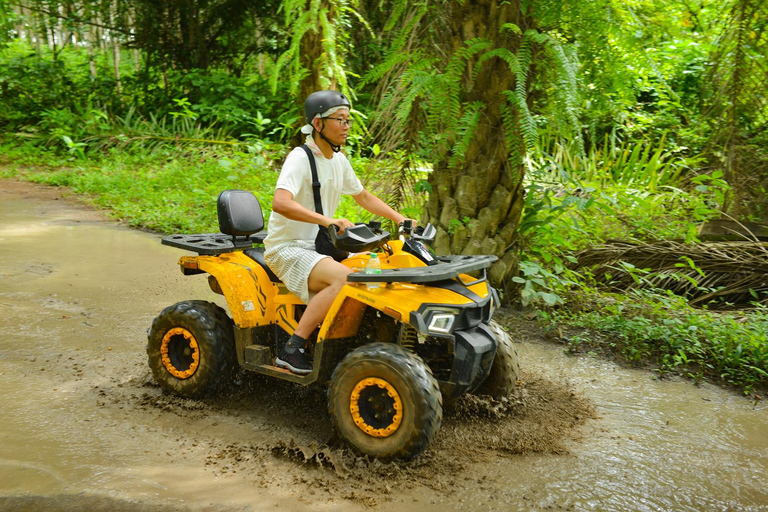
[423,0,530,294]
[291,1,326,147]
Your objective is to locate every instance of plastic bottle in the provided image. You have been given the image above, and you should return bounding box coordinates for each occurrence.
[365,253,382,290]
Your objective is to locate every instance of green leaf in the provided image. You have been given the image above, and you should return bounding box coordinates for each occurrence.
[520,261,542,275]
[415,179,432,194]
[541,292,561,306]
[501,23,522,35]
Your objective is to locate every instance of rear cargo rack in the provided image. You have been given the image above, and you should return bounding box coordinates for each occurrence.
[161,232,267,255]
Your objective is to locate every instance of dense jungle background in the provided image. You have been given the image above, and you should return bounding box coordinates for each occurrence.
[0,0,766,394]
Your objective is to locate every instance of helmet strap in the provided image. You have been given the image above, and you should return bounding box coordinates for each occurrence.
[318,120,342,153]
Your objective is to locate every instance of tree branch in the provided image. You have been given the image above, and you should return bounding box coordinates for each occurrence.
[8,1,131,36]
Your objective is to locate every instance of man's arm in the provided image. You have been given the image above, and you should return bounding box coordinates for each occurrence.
[352,189,406,225]
[272,189,354,233]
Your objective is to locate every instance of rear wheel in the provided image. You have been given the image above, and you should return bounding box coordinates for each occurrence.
[474,321,520,398]
[147,300,236,397]
[328,343,442,460]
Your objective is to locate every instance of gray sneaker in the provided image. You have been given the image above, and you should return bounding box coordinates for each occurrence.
[275,348,312,375]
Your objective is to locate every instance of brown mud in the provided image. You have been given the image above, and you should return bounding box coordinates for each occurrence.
[1,179,766,512]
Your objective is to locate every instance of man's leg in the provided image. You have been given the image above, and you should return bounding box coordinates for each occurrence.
[295,258,351,338]
[276,258,351,374]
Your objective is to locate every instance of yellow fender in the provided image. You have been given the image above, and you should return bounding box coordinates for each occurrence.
[178,252,277,328]
[318,264,490,343]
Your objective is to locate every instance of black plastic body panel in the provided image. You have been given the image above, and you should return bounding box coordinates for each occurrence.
[243,247,281,282]
[330,223,390,253]
[410,293,493,337]
[441,323,497,398]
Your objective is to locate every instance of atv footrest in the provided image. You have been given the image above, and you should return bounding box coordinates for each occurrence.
[241,362,315,384]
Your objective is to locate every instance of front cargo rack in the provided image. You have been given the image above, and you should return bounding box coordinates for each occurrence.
[346,254,497,284]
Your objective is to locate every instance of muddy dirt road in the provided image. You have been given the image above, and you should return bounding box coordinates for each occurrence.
[1,180,767,512]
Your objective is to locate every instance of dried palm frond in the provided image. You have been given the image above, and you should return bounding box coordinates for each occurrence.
[573,240,768,309]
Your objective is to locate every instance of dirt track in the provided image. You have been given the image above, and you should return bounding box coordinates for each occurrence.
[1,179,766,512]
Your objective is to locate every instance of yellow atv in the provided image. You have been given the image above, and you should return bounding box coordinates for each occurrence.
[147,190,519,460]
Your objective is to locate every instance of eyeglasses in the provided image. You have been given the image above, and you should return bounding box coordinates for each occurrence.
[325,116,354,128]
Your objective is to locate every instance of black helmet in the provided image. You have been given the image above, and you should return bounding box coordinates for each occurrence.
[304,90,351,124]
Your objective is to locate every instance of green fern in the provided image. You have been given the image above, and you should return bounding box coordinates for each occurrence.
[363,0,586,222]
[478,47,521,77]
[271,0,361,99]
[447,101,483,168]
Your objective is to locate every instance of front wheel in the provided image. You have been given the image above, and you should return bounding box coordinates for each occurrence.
[328,343,443,460]
[147,300,237,397]
[473,321,520,399]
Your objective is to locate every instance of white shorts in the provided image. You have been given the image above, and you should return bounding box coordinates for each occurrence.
[264,241,329,304]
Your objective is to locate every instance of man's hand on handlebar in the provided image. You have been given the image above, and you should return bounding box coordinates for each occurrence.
[399,218,419,234]
[327,218,354,234]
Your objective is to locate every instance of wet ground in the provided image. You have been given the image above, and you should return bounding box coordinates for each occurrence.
[1,179,767,512]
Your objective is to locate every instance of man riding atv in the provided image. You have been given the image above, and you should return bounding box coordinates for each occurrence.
[147,91,519,461]
[264,90,413,375]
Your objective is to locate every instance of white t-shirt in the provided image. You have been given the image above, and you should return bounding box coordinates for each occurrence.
[264,145,364,248]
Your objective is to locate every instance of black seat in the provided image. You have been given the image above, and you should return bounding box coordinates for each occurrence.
[217,190,281,282]
[244,248,281,282]
[217,189,264,236]
[217,189,269,246]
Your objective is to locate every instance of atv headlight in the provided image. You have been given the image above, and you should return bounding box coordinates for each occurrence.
[429,314,455,334]
[424,307,459,334]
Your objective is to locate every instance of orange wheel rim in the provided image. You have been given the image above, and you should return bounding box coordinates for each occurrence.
[160,327,200,379]
[349,377,403,438]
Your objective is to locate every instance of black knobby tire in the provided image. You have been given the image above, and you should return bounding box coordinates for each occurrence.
[474,320,520,399]
[328,342,443,461]
[147,300,237,397]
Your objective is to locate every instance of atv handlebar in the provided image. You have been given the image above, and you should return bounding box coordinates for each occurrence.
[329,221,438,252]
[329,223,390,253]
[410,224,437,245]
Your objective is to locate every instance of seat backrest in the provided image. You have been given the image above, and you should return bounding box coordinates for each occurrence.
[217,189,264,236]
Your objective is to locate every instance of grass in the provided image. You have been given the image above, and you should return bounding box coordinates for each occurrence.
[520,135,766,396]
[0,138,370,234]
[541,290,768,395]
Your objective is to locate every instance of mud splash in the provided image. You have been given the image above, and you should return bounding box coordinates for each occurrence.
[116,364,593,505]
[189,370,594,500]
